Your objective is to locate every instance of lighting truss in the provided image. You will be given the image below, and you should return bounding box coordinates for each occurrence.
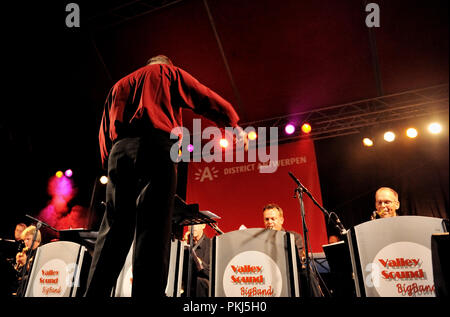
[241,84,449,142]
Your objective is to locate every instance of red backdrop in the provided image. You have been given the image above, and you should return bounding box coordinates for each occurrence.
[186,138,328,252]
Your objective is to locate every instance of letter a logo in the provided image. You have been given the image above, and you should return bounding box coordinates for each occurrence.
[365,3,380,28]
[65,3,80,28]
[194,167,219,182]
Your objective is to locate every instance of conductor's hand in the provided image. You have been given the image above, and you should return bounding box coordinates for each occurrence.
[235,126,248,152]
[183,231,191,242]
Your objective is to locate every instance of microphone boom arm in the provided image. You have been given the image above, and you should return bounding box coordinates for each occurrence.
[288,172,347,235]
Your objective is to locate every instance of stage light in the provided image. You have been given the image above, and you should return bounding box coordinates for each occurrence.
[384,131,396,142]
[100,176,108,184]
[406,128,418,138]
[219,138,229,148]
[363,138,374,147]
[285,124,295,135]
[428,122,442,134]
[187,144,194,152]
[55,171,63,178]
[247,131,257,140]
[301,123,312,134]
[65,169,73,177]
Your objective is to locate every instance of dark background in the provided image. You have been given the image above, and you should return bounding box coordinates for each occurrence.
[1,0,448,239]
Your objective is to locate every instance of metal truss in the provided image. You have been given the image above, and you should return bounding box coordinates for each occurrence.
[241,84,449,141]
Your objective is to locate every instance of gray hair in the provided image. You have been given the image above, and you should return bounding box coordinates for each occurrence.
[147,55,173,66]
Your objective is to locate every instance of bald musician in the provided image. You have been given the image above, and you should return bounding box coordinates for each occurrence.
[371,187,400,220]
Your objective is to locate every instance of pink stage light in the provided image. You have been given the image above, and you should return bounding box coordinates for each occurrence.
[65,169,73,177]
[187,144,194,152]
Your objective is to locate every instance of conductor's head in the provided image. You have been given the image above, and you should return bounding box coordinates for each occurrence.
[147,55,173,66]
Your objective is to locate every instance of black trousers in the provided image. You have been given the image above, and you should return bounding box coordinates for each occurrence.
[85,132,178,298]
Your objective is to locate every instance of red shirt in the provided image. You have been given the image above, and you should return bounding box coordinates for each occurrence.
[99,64,240,167]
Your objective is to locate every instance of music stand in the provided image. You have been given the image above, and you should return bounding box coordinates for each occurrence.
[322,240,355,297]
[58,229,98,256]
[172,195,221,297]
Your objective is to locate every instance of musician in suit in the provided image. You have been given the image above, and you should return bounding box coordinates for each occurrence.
[262,203,324,297]
[13,225,41,296]
[262,203,303,256]
[14,223,27,242]
[183,223,210,297]
[14,225,41,271]
[0,223,27,296]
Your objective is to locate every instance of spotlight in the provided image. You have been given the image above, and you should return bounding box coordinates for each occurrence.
[187,144,194,152]
[406,128,418,138]
[100,176,108,184]
[363,138,374,147]
[247,131,257,140]
[428,122,442,134]
[301,123,312,134]
[384,131,396,142]
[219,138,229,148]
[64,169,73,177]
[55,171,63,178]
[285,124,295,135]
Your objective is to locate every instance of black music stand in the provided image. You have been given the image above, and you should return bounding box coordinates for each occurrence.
[171,195,221,297]
[322,241,355,297]
[58,229,98,256]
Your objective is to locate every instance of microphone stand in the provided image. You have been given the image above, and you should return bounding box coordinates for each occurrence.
[186,225,194,297]
[207,222,224,235]
[288,172,347,235]
[288,172,347,297]
[293,183,313,297]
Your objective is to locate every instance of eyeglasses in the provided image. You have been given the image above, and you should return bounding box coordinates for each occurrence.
[376,200,397,206]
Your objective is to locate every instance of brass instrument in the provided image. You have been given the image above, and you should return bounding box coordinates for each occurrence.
[370,210,379,220]
[14,246,30,271]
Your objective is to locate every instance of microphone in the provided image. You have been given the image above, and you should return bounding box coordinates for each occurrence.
[288,171,303,188]
[371,210,378,220]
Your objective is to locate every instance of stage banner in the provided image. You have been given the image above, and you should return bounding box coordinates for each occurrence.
[186,139,328,252]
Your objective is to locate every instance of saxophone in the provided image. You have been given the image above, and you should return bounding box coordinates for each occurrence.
[14,246,30,271]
